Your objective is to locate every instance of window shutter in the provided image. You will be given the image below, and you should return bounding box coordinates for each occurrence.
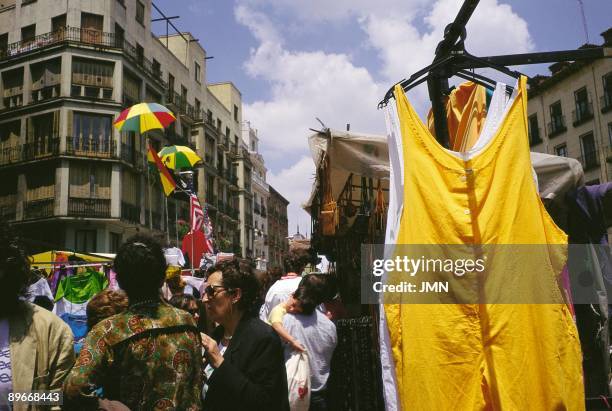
[67,110,73,138]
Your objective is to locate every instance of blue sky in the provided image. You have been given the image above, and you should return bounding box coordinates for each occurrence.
[154,0,612,234]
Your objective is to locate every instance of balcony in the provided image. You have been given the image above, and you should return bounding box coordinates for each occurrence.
[547,116,567,138]
[601,92,612,114]
[0,27,166,87]
[165,90,195,120]
[68,197,111,218]
[0,138,61,167]
[24,198,54,220]
[121,201,140,224]
[572,102,594,127]
[120,144,145,170]
[578,150,600,171]
[218,137,228,150]
[254,203,261,215]
[66,137,117,159]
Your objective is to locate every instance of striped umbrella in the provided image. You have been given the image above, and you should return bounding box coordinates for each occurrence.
[113,103,176,133]
[158,145,202,170]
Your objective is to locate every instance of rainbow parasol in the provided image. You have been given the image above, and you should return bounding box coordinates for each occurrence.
[113,103,176,133]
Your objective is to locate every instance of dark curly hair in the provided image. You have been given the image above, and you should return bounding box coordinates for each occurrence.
[283,251,309,274]
[86,289,129,330]
[292,285,318,315]
[0,218,31,317]
[113,234,166,300]
[207,259,260,315]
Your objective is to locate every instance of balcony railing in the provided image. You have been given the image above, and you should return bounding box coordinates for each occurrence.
[120,144,145,169]
[578,150,600,171]
[66,136,117,158]
[601,92,612,114]
[547,116,567,138]
[121,201,140,224]
[24,198,54,219]
[1,138,61,166]
[0,26,166,87]
[572,102,594,126]
[68,197,111,218]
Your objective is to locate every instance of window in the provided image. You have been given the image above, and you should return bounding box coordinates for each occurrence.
[608,123,612,148]
[75,230,96,253]
[603,72,612,112]
[207,110,213,124]
[110,233,121,253]
[114,23,124,48]
[548,101,565,136]
[72,112,112,152]
[555,144,567,157]
[152,58,160,76]
[234,105,239,122]
[80,13,103,44]
[21,24,35,42]
[72,58,114,88]
[195,98,201,114]
[136,1,145,25]
[51,14,66,32]
[181,85,187,101]
[580,132,598,170]
[528,114,540,145]
[573,87,592,125]
[122,70,140,106]
[136,43,144,64]
[0,33,7,55]
[168,73,175,91]
[216,119,222,131]
[194,62,200,83]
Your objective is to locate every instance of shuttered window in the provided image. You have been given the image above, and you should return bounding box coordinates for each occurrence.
[122,170,139,205]
[69,163,111,198]
[72,58,114,88]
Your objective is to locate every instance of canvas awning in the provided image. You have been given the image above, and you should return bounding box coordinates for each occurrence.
[304,128,584,213]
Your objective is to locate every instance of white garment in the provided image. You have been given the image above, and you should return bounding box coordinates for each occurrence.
[259,276,302,322]
[0,319,12,411]
[53,298,88,317]
[201,340,228,399]
[282,310,337,392]
[27,277,54,302]
[164,247,186,267]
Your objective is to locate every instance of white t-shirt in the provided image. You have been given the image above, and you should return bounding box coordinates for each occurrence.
[283,310,337,392]
[0,319,12,411]
[259,276,302,322]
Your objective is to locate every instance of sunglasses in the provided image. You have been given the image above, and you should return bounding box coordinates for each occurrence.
[204,285,228,298]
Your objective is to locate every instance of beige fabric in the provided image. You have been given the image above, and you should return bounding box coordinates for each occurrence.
[8,302,74,411]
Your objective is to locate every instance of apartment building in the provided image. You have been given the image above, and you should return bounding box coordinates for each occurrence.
[0,0,243,254]
[528,28,612,185]
[267,185,289,269]
[242,121,269,271]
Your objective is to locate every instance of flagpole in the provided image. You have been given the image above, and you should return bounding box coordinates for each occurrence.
[174,198,178,246]
[191,190,195,275]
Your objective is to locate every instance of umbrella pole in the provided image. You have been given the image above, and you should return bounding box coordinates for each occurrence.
[165,196,169,245]
[175,199,178,246]
[191,227,195,275]
[145,132,152,231]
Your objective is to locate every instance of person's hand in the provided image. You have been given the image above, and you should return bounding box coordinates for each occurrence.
[201,333,225,368]
[290,340,306,353]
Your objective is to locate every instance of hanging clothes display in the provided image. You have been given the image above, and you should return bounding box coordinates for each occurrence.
[382,77,584,410]
[54,268,109,316]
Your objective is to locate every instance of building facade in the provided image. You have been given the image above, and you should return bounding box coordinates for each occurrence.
[242,121,269,271]
[267,185,289,269]
[528,28,612,184]
[0,0,243,255]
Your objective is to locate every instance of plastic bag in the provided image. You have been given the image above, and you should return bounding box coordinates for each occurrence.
[286,351,311,411]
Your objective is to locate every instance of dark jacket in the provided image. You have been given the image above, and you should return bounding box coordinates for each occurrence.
[203,314,289,411]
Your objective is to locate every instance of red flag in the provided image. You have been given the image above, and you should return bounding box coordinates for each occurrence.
[181,230,211,268]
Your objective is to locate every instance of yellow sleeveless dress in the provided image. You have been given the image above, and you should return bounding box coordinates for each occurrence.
[385,77,584,410]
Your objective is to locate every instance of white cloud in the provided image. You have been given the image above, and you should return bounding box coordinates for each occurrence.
[266,156,316,236]
[235,0,535,231]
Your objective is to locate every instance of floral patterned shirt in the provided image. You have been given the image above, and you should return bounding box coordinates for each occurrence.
[63,300,202,411]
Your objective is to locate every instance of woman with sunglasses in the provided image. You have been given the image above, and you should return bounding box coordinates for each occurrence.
[200,259,289,411]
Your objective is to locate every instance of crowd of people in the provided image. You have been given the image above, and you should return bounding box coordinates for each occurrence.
[0,218,339,411]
